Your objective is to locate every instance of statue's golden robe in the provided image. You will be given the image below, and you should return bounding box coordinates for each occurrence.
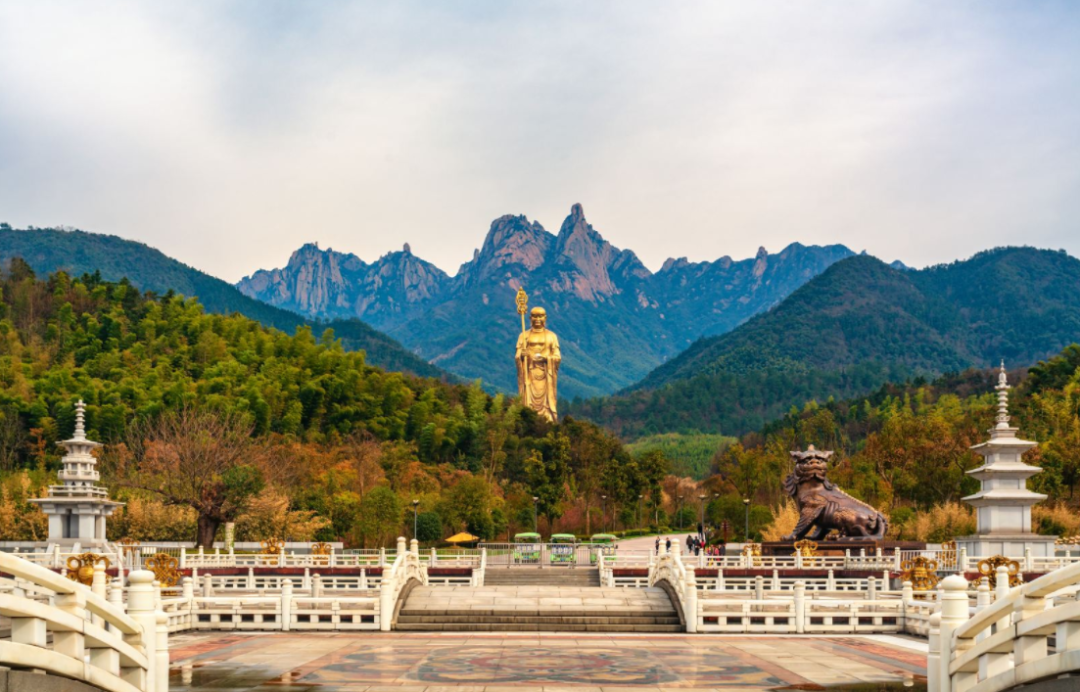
[516,328,560,422]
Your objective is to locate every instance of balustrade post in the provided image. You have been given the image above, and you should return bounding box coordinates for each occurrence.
[379,547,386,566]
[183,577,195,619]
[126,570,158,692]
[53,544,62,569]
[278,549,286,568]
[155,612,169,692]
[754,575,764,600]
[303,567,311,591]
[247,567,255,590]
[975,579,990,609]
[1013,585,1048,668]
[281,581,293,632]
[867,576,876,601]
[894,550,901,572]
[959,547,968,573]
[827,569,836,591]
[410,538,419,556]
[91,560,108,627]
[93,578,125,674]
[52,581,86,665]
[1058,590,1080,657]
[179,547,186,570]
[379,573,393,632]
[995,566,1010,601]
[794,581,806,634]
[360,568,368,590]
[430,547,437,565]
[795,551,802,569]
[202,573,213,597]
[927,612,942,692]
[313,573,323,599]
[716,568,725,592]
[901,581,913,632]
[939,575,971,692]
[771,569,780,590]
[330,547,336,568]
[844,549,851,569]
[698,547,705,569]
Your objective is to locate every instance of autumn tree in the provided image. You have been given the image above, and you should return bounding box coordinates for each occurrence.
[121,407,269,547]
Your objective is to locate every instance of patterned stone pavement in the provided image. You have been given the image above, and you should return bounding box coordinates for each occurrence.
[169,632,927,691]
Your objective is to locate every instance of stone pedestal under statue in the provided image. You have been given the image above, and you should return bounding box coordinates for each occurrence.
[955,365,1055,559]
[30,401,122,547]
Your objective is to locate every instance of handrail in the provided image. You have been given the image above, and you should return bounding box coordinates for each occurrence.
[935,561,1080,692]
[0,552,157,692]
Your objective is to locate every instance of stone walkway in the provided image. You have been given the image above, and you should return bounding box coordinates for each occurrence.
[169,631,927,691]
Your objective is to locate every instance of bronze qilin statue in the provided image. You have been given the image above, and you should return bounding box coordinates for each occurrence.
[782,445,888,541]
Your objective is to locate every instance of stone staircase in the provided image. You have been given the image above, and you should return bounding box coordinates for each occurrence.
[396,570,682,632]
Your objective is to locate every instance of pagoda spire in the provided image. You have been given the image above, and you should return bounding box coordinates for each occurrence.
[994,360,1011,431]
[73,399,87,441]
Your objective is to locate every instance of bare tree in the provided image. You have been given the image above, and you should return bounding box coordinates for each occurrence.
[119,407,272,547]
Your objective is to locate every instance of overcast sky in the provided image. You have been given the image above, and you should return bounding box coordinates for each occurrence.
[1,1,1078,282]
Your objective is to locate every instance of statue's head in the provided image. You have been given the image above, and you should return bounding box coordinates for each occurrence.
[787,445,835,491]
[530,307,547,330]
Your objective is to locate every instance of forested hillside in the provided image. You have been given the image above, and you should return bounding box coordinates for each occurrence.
[0,262,667,544]
[0,225,445,378]
[570,248,1080,438]
[700,348,1080,542]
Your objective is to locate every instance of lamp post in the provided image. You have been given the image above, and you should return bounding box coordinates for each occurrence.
[637,494,643,529]
[601,495,607,534]
[743,498,751,543]
[532,496,539,533]
[697,494,707,539]
[412,499,420,541]
[677,495,684,530]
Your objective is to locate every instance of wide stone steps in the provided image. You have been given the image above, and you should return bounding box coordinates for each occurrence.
[397,584,681,632]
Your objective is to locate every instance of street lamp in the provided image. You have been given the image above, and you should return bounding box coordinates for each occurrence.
[677,496,684,530]
[637,494,643,529]
[743,498,751,542]
[601,495,607,534]
[532,496,539,533]
[412,499,420,541]
[697,494,707,539]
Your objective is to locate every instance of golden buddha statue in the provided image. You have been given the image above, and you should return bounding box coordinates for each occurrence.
[516,306,561,422]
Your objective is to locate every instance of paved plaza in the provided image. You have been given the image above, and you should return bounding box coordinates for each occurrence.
[169,632,927,691]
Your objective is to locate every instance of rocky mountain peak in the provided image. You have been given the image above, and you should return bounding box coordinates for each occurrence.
[551,204,649,301]
[459,214,553,288]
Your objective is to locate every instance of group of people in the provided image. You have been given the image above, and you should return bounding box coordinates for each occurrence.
[653,534,724,556]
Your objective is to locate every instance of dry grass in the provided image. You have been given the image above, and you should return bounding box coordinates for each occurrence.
[762,499,799,541]
[902,502,975,542]
[1033,504,1080,537]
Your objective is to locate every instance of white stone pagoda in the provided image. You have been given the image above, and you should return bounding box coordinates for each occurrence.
[31,400,123,547]
[956,364,1055,558]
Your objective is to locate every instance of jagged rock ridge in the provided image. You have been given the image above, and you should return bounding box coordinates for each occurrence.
[237,205,856,398]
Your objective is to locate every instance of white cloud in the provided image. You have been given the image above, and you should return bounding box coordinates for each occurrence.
[1,1,1078,281]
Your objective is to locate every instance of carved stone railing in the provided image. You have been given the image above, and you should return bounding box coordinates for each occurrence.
[649,540,696,633]
[935,562,1080,692]
[379,537,427,632]
[0,552,161,692]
